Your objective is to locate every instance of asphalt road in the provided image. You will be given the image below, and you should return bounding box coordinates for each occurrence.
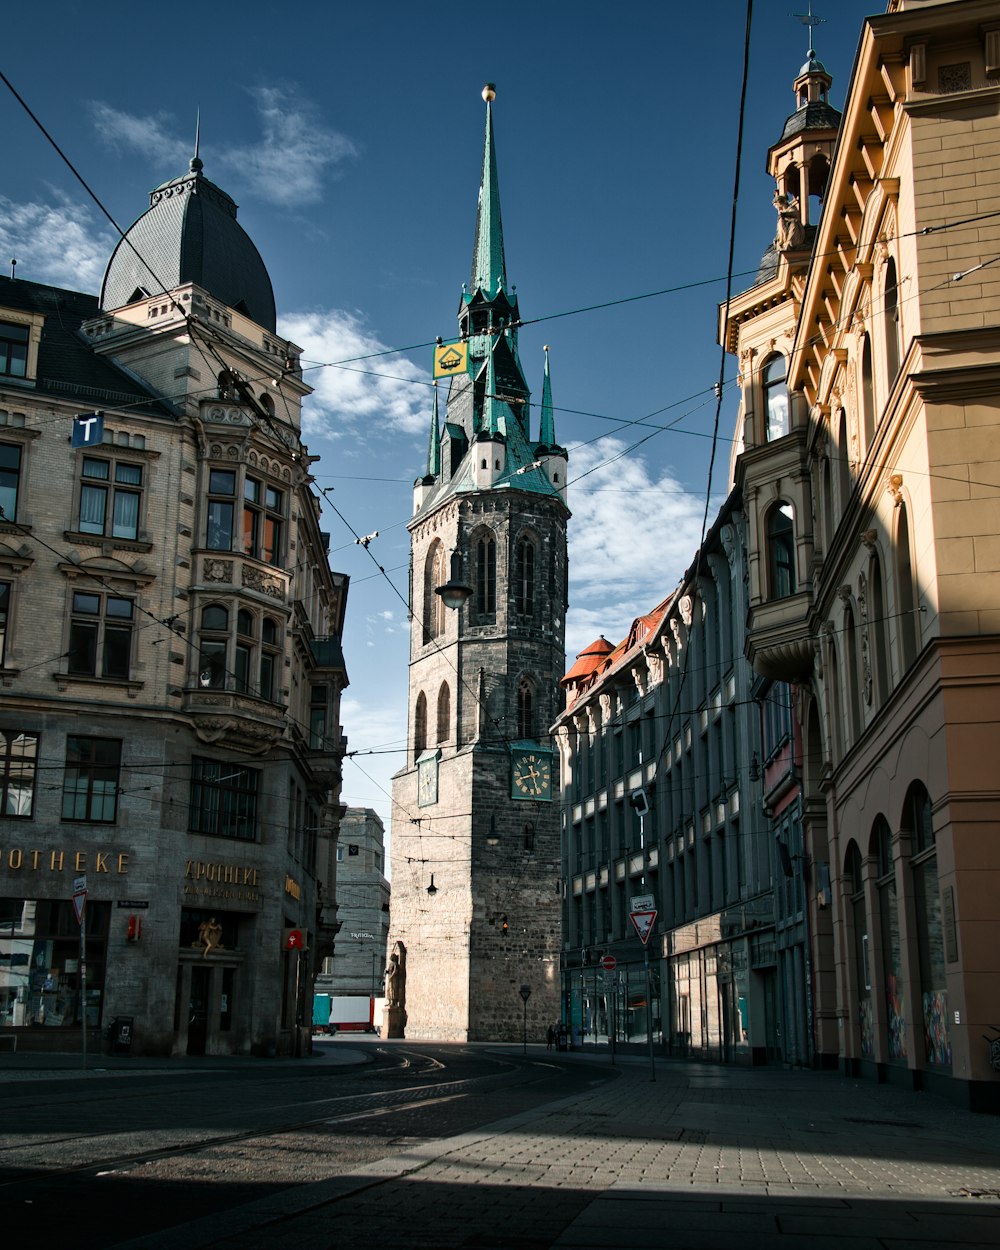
[0,1040,614,1248]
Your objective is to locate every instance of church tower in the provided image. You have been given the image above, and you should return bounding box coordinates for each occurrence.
[387,86,569,1043]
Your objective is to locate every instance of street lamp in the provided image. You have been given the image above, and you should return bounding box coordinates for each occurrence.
[435,550,472,610]
[519,984,531,1055]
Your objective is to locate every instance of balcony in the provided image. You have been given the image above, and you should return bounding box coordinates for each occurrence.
[182,680,287,753]
[745,589,814,681]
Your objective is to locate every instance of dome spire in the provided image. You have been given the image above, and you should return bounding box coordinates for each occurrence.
[539,346,556,448]
[191,108,203,174]
[426,382,441,478]
[470,84,507,299]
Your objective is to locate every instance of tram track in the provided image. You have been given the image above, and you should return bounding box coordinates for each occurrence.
[0,1047,540,1191]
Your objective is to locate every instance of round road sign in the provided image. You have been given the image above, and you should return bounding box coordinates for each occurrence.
[600,954,617,972]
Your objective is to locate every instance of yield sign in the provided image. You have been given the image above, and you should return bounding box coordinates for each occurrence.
[630,909,657,945]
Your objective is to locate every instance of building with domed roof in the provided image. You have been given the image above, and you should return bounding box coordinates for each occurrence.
[0,154,348,1057]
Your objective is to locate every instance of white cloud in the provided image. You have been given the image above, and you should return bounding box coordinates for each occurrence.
[220,86,356,208]
[90,102,190,168]
[90,87,356,209]
[0,194,115,292]
[565,437,710,660]
[280,308,431,438]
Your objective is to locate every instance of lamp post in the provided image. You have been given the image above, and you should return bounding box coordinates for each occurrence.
[519,984,531,1055]
[435,550,472,610]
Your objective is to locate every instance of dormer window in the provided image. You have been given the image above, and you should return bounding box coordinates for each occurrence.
[0,321,29,379]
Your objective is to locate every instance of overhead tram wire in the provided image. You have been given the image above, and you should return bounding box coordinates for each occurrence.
[655,0,754,772]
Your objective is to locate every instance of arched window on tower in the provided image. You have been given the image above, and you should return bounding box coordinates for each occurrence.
[517,678,536,740]
[414,691,427,761]
[766,502,796,598]
[762,356,790,441]
[422,540,446,644]
[436,682,450,745]
[514,535,536,617]
[884,258,901,386]
[475,531,496,623]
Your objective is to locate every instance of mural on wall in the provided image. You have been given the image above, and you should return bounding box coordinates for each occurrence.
[923,990,952,1067]
[886,974,907,1060]
[859,996,874,1058]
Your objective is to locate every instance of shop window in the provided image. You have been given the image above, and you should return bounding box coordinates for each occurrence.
[68,591,134,680]
[474,531,496,622]
[436,681,450,744]
[766,502,795,598]
[514,536,536,617]
[903,783,949,1067]
[188,757,259,840]
[242,476,284,565]
[78,456,143,540]
[0,730,37,817]
[0,441,22,523]
[0,321,29,378]
[871,815,904,1060]
[762,356,789,441]
[61,736,121,823]
[0,898,110,1028]
[0,579,9,666]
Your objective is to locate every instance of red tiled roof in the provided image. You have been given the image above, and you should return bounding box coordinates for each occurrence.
[561,636,615,686]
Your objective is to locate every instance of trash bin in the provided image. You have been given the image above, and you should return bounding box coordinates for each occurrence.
[556,1025,568,1052]
[109,1016,134,1056]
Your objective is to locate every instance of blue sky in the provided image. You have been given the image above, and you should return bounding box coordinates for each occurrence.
[2,0,877,834]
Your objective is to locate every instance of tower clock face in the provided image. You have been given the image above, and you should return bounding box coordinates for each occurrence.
[417,754,438,806]
[511,750,552,800]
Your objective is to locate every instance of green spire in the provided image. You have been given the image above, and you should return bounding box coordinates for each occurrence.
[470,85,507,299]
[539,346,556,447]
[483,337,501,437]
[426,382,441,477]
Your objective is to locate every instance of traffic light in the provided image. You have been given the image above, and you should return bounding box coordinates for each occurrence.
[500,914,509,935]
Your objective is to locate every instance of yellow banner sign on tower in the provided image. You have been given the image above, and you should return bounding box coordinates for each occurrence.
[433,341,470,379]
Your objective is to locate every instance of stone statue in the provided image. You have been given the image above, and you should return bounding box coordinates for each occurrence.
[384,940,406,1009]
[196,916,224,957]
[774,191,805,250]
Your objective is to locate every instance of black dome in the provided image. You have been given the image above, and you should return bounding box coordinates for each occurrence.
[100,162,276,332]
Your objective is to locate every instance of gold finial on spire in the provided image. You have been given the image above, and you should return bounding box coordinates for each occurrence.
[482,83,496,103]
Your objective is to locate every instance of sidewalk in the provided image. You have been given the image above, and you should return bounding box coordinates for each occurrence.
[107,1046,1000,1250]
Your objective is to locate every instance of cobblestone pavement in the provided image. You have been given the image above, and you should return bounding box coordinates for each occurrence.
[99,1049,1000,1250]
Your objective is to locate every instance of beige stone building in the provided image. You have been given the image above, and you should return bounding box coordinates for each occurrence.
[0,154,348,1056]
[387,90,567,1043]
[723,0,1000,1109]
[316,807,389,999]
